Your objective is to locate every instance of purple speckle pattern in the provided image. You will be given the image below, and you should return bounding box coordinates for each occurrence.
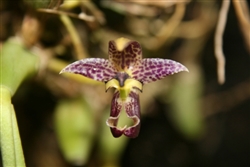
[61,39,188,85]
[110,91,122,118]
[107,90,141,138]
[60,38,189,138]
[108,40,142,71]
[60,58,116,82]
[124,90,141,138]
[109,91,124,138]
[132,58,188,84]
[125,90,140,119]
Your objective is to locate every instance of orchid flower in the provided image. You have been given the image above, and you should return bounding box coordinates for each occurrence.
[60,38,188,138]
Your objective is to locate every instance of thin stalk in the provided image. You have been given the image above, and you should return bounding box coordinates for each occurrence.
[60,15,89,59]
[214,0,230,84]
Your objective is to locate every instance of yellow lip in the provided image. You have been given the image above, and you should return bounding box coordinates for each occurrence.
[105,78,142,100]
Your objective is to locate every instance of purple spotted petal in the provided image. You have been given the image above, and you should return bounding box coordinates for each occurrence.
[106,90,141,138]
[132,58,189,84]
[108,39,142,71]
[106,91,124,138]
[60,58,117,82]
[123,90,141,138]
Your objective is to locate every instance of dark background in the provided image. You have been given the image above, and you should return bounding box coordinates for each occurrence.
[1,0,250,167]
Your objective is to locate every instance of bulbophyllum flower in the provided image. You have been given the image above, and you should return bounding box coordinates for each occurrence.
[60,38,188,138]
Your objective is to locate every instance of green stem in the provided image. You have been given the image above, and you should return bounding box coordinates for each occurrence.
[11,104,26,166]
[60,15,88,59]
[0,39,39,167]
[0,86,26,167]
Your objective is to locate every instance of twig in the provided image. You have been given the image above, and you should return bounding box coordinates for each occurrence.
[81,1,106,25]
[37,8,95,22]
[214,0,230,84]
[144,2,186,50]
[60,14,89,59]
[233,0,249,26]
[174,3,217,39]
[118,0,190,8]
[232,0,250,53]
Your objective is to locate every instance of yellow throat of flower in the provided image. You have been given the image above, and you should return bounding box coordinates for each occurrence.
[105,78,142,100]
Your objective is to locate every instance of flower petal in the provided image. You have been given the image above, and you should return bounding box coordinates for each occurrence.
[106,90,141,138]
[123,90,141,138]
[132,58,189,84]
[106,91,124,138]
[60,58,116,82]
[108,38,142,71]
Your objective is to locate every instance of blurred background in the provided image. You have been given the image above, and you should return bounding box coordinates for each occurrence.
[1,0,250,167]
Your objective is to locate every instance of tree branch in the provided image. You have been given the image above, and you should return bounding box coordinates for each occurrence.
[214,0,230,84]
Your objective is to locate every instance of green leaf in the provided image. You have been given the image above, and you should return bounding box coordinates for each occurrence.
[54,97,95,166]
[168,71,204,140]
[0,39,39,95]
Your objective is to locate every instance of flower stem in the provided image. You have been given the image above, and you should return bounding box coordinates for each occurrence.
[0,86,26,167]
[0,38,39,167]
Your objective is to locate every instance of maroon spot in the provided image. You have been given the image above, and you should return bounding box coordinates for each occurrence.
[156,74,161,79]
[125,53,130,58]
[103,73,111,77]
[106,68,114,73]
[126,59,131,66]
[157,63,163,67]
[131,42,140,49]
[125,45,133,54]
[96,74,102,78]
[132,70,139,75]
[157,68,162,73]
[145,72,152,75]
